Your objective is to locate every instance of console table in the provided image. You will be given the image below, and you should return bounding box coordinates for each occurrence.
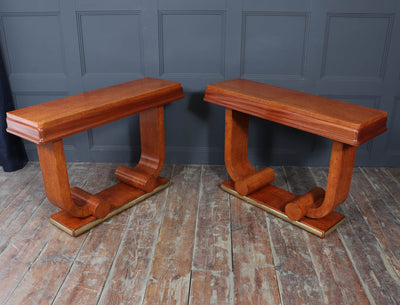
[7,77,184,236]
[204,79,387,237]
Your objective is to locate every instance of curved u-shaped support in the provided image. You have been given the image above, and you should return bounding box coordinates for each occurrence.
[225,109,256,180]
[225,109,275,196]
[306,141,357,218]
[285,141,357,220]
[37,106,166,219]
[115,106,165,192]
[37,141,103,218]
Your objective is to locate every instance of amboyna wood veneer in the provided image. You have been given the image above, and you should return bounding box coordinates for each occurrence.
[7,77,184,236]
[204,78,387,237]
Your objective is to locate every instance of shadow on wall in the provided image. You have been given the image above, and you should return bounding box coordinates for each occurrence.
[249,117,332,167]
[188,92,210,121]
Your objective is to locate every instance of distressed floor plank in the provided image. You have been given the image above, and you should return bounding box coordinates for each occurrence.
[189,165,233,305]
[335,167,400,305]
[0,163,399,305]
[306,167,370,305]
[0,193,59,304]
[0,163,40,210]
[266,166,325,305]
[3,163,113,305]
[97,165,173,305]
[360,167,400,278]
[0,170,45,253]
[189,270,234,305]
[50,163,130,305]
[142,165,202,305]
[230,166,281,305]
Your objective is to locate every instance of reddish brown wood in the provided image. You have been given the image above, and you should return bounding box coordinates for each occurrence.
[204,79,386,236]
[7,77,183,144]
[1,164,399,303]
[305,141,357,219]
[222,180,345,238]
[36,141,92,218]
[204,78,387,146]
[115,106,165,193]
[224,109,256,181]
[235,166,276,196]
[224,108,276,195]
[50,178,169,236]
[221,112,347,236]
[6,78,183,235]
[285,187,325,221]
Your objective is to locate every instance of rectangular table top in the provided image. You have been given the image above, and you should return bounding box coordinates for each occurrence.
[204,79,387,146]
[7,78,183,144]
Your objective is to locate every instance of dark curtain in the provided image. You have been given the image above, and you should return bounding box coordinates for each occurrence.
[0,52,28,172]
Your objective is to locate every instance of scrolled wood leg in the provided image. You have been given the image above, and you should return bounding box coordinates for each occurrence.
[285,141,357,221]
[115,106,165,192]
[115,166,157,193]
[305,141,357,219]
[285,187,325,221]
[225,109,275,194]
[225,109,256,181]
[235,167,276,196]
[220,113,349,237]
[70,187,111,219]
[37,141,92,218]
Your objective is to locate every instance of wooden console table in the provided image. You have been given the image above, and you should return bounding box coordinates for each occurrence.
[204,79,387,237]
[7,78,184,236]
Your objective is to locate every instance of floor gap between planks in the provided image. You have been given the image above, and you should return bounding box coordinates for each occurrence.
[0,163,399,305]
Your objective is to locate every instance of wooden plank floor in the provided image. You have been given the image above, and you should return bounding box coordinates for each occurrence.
[0,162,399,305]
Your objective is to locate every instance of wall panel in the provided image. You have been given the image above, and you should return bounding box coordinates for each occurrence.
[321,14,393,80]
[1,0,399,166]
[241,12,309,78]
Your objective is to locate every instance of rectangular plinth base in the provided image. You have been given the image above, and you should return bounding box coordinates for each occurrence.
[50,178,170,237]
[221,180,344,238]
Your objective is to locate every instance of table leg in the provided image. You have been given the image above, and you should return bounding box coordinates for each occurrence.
[115,106,165,192]
[220,110,350,238]
[47,106,170,236]
[37,140,92,218]
[285,141,357,220]
[225,109,275,195]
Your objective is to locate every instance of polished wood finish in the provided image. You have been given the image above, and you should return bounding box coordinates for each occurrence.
[235,167,275,196]
[50,179,169,237]
[36,141,93,218]
[114,106,165,193]
[6,78,183,235]
[224,108,275,196]
[221,180,344,238]
[7,77,183,144]
[2,163,398,304]
[204,79,387,237]
[285,187,325,221]
[205,78,387,146]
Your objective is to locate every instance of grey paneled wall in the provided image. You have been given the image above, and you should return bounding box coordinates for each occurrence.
[1,0,399,166]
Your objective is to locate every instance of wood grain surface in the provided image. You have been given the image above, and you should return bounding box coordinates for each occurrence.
[7,78,184,144]
[204,79,387,146]
[0,163,399,305]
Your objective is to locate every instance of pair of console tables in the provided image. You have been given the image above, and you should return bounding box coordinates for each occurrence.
[7,78,387,237]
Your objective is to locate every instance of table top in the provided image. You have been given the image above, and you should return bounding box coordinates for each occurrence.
[7,78,183,144]
[204,79,387,146]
